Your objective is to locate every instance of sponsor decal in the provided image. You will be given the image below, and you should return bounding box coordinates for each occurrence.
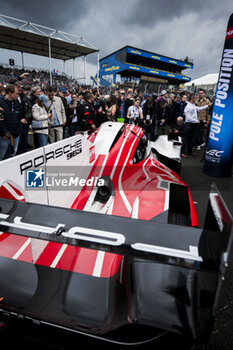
[205,149,224,163]
[20,140,82,174]
[130,50,141,55]
[89,146,95,163]
[129,66,140,70]
[226,27,233,40]
[105,66,120,72]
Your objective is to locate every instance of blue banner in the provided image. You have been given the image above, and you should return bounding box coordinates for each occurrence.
[203,14,233,177]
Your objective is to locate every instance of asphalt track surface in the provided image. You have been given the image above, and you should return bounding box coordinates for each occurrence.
[0,147,232,350]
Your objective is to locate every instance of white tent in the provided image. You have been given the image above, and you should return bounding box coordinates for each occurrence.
[184,73,218,92]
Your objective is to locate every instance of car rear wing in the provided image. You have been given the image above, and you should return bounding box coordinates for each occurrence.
[0,183,232,273]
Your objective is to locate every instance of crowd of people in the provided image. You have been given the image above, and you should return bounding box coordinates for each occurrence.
[0,65,76,90]
[0,71,214,161]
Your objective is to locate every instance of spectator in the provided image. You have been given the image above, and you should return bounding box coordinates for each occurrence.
[175,116,185,139]
[157,98,173,135]
[124,92,134,122]
[0,84,21,160]
[107,94,120,121]
[195,89,210,150]
[0,83,4,96]
[104,94,110,109]
[78,92,84,105]
[93,88,103,126]
[97,92,108,125]
[81,93,96,131]
[15,82,32,154]
[175,94,188,120]
[142,97,157,141]
[57,87,69,115]
[158,89,168,101]
[29,86,41,106]
[32,94,52,147]
[56,87,69,138]
[141,93,151,108]
[67,93,82,136]
[127,98,143,125]
[118,90,126,122]
[47,86,66,143]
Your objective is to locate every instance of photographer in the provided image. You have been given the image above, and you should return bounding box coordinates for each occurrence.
[126,98,143,125]
[67,93,82,136]
[0,84,21,161]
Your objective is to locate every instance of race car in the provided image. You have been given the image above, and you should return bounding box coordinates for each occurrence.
[0,122,232,344]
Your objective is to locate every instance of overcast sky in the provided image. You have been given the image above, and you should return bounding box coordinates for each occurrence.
[0,0,233,84]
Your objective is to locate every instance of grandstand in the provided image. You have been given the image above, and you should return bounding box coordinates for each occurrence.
[99,46,193,89]
[0,64,79,90]
[0,13,99,85]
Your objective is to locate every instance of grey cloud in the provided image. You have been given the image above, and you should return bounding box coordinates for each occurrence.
[120,0,208,27]
[120,0,232,28]
[0,0,88,30]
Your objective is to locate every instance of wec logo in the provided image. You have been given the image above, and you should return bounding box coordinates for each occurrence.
[206,149,224,158]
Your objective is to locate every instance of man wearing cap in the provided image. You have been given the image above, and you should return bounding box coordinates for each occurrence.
[141,93,151,108]
[159,90,168,100]
[57,87,69,114]
[47,86,66,143]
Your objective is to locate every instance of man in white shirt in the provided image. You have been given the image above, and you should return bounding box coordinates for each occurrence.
[181,94,210,157]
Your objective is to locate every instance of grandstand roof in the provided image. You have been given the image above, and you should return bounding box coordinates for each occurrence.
[0,14,99,61]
